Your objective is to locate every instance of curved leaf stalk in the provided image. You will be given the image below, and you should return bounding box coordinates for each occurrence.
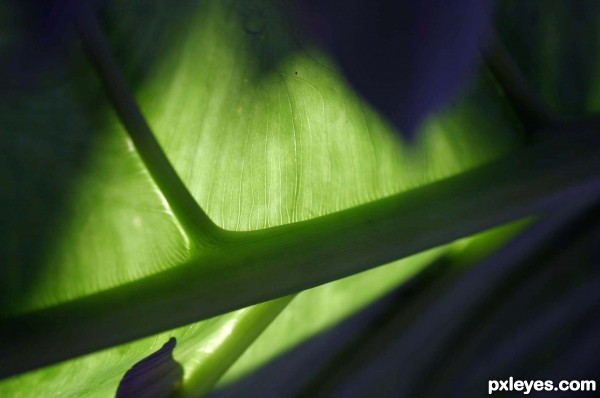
[74,2,223,248]
[486,33,600,137]
[1,129,598,378]
[485,34,557,136]
[74,9,298,392]
[2,2,595,387]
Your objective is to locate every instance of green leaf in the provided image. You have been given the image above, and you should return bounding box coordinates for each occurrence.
[496,0,600,114]
[1,1,597,397]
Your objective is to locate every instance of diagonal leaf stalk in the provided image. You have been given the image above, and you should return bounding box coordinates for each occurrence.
[486,32,600,137]
[485,34,557,136]
[75,8,299,389]
[1,130,598,378]
[74,2,223,247]
[179,296,293,397]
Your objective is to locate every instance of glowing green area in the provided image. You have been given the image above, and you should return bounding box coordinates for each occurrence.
[0,0,524,396]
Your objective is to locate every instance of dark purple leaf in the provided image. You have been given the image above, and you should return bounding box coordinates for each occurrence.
[116,337,183,398]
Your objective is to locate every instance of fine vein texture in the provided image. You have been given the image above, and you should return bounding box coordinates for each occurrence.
[2,128,599,381]
[75,1,221,246]
[3,0,597,396]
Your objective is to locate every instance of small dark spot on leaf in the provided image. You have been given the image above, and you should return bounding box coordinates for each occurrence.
[116,337,183,398]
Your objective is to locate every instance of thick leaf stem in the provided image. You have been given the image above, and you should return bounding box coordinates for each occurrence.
[1,131,598,378]
[74,3,223,247]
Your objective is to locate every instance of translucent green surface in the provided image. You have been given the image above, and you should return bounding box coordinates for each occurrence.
[0,1,524,396]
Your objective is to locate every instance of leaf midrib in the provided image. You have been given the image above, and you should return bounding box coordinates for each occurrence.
[1,130,598,379]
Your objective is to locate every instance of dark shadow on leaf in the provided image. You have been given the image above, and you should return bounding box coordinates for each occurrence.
[296,0,493,139]
[210,193,600,397]
[0,0,101,313]
[207,257,463,398]
[0,0,205,314]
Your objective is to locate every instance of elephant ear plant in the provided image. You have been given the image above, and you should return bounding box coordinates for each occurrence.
[1,0,599,397]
